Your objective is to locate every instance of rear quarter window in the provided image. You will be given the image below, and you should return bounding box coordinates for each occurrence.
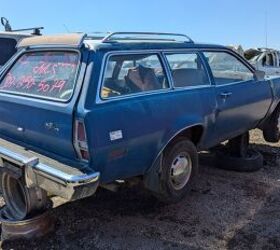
[0,51,80,101]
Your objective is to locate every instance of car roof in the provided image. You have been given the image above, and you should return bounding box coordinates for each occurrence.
[84,39,226,52]
[17,32,227,52]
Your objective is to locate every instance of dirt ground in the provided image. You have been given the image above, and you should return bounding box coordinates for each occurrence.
[1,129,280,250]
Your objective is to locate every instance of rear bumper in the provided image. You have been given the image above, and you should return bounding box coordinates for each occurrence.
[0,140,100,201]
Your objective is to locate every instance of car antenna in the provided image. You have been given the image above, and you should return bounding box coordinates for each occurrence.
[63,24,70,33]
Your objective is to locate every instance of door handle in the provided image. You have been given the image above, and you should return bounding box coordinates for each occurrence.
[220,92,232,99]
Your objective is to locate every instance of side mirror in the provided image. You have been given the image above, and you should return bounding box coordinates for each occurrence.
[255,70,265,81]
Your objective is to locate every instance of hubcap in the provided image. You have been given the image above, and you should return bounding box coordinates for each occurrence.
[170,152,192,190]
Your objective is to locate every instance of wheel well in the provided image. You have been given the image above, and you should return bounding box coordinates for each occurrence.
[169,125,204,147]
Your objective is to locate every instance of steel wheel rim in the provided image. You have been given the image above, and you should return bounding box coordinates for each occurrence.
[169,152,192,190]
[1,172,29,220]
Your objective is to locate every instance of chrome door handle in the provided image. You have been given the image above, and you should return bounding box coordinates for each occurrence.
[220,92,232,98]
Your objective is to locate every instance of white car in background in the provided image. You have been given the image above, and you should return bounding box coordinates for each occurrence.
[244,48,280,77]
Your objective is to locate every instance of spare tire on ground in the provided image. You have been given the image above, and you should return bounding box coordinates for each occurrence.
[215,149,263,172]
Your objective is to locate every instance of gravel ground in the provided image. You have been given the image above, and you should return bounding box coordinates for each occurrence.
[1,129,280,250]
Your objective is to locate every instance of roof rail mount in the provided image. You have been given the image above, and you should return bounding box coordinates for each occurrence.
[101,32,194,43]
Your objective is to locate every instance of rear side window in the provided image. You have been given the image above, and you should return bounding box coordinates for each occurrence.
[0,51,80,101]
[166,53,210,87]
[101,54,168,99]
[204,51,254,85]
[0,38,17,66]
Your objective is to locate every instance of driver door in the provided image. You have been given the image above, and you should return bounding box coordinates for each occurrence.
[203,51,272,141]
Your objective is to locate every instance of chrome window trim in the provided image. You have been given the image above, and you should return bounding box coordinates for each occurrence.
[0,48,82,103]
[95,49,220,104]
[163,51,213,89]
[211,79,255,87]
[202,49,257,87]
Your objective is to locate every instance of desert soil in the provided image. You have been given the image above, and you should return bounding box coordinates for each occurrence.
[1,129,280,250]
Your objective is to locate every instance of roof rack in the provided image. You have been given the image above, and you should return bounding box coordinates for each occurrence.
[1,17,43,35]
[101,32,194,43]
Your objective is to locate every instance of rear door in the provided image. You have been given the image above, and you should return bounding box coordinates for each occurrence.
[0,49,87,160]
[203,50,272,141]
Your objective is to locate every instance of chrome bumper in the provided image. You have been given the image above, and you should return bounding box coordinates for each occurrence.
[0,145,100,201]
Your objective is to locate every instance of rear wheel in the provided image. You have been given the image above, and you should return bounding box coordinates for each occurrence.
[155,138,198,203]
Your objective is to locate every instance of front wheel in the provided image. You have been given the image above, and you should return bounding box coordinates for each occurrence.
[155,139,198,204]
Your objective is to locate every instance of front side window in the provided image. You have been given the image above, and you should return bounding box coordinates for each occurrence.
[204,51,254,85]
[0,51,80,101]
[166,53,210,87]
[101,54,168,99]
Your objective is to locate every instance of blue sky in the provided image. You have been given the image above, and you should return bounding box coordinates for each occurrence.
[1,0,279,49]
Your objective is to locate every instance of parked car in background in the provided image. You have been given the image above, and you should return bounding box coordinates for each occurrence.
[0,31,30,68]
[244,48,280,77]
[0,32,280,221]
[0,17,43,68]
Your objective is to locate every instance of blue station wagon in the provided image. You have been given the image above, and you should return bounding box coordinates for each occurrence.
[0,32,279,220]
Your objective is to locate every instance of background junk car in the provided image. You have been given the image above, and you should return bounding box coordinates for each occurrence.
[244,48,280,77]
[0,32,280,220]
[0,17,43,69]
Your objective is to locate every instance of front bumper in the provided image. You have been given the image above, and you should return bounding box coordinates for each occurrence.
[0,139,100,201]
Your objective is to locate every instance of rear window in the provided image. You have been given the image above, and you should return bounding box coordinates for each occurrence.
[0,51,80,101]
[0,38,17,66]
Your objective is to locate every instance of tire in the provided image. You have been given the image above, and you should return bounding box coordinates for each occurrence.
[0,169,48,220]
[263,106,280,143]
[155,138,198,203]
[227,132,249,157]
[215,149,263,172]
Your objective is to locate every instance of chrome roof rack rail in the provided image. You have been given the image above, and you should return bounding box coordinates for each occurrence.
[85,32,111,40]
[101,32,194,43]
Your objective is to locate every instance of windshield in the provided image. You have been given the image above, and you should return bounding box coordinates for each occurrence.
[0,51,80,101]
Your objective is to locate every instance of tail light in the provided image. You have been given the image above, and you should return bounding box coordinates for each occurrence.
[74,119,90,161]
